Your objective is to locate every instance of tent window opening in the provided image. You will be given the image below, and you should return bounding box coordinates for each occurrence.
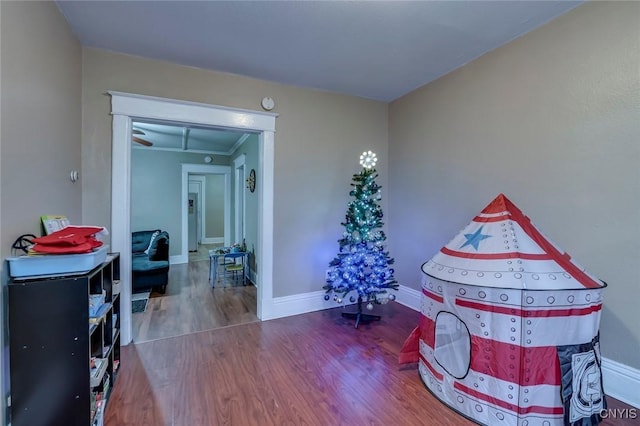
[434,312,471,379]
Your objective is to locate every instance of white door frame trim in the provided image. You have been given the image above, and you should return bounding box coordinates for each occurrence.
[182,164,231,264]
[109,91,276,344]
[188,175,206,245]
[233,154,246,243]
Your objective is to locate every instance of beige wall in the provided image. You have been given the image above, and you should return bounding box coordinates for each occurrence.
[1,1,82,258]
[0,0,82,420]
[388,2,640,368]
[81,48,388,298]
[131,149,225,255]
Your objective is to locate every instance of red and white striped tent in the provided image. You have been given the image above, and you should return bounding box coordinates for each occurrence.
[400,194,607,426]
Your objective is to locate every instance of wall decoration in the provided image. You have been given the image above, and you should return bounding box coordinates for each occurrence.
[246,168,256,192]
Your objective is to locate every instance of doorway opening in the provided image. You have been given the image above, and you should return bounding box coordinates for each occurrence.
[189,176,204,251]
[110,91,276,345]
[234,154,247,250]
[181,164,231,263]
[187,171,225,263]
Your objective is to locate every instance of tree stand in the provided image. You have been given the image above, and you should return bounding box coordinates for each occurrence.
[341,296,381,328]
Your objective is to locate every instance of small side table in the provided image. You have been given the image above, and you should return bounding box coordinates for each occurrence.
[208,249,249,286]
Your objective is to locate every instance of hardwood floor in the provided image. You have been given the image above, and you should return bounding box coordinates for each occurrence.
[132,257,257,342]
[107,302,636,426]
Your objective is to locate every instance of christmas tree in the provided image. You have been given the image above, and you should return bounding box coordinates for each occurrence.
[324,151,398,327]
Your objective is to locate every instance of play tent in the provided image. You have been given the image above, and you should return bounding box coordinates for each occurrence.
[400,194,607,426]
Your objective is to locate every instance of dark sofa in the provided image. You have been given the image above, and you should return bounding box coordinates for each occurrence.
[132,230,170,294]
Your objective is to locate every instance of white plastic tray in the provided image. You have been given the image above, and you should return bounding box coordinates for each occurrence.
[8,246,108,278]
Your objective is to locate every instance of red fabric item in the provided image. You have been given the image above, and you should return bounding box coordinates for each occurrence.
[469,335,561,386]
[32,226,104,246]
[31,226,104,254]
[398,325,421,364]
[32,240,101,254]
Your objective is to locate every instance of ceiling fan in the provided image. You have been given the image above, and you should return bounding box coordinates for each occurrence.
[132,129,153,146]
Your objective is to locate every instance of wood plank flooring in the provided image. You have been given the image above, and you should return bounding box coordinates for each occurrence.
[107,301,636,426]
[132,258,257,342]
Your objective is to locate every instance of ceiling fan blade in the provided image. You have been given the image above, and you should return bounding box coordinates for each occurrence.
[132,129,145,135]
[132,136,153,147]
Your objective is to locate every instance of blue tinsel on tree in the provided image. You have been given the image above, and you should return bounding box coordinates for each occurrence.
[323,164,398,306]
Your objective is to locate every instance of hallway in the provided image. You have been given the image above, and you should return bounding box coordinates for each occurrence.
[131,256,257,343]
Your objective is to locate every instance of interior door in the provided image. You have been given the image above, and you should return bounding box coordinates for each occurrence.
[188,179,203,245]
[187,191,198,252]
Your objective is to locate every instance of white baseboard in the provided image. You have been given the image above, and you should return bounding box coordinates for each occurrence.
[265,284,419,320]
[267,285,419,321]
[170,254,187,265]
[267,290,345,320]
[602,357,640,408]
[394,284,421,311]
[202,237,223,244]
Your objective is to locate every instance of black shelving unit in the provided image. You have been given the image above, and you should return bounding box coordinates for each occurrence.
[6,253,120,426]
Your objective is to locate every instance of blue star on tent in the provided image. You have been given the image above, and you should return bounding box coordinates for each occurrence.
[460,226,491,251]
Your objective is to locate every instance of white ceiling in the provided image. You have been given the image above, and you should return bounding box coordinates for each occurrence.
[56,0,582,102]
[56,1,583,152]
